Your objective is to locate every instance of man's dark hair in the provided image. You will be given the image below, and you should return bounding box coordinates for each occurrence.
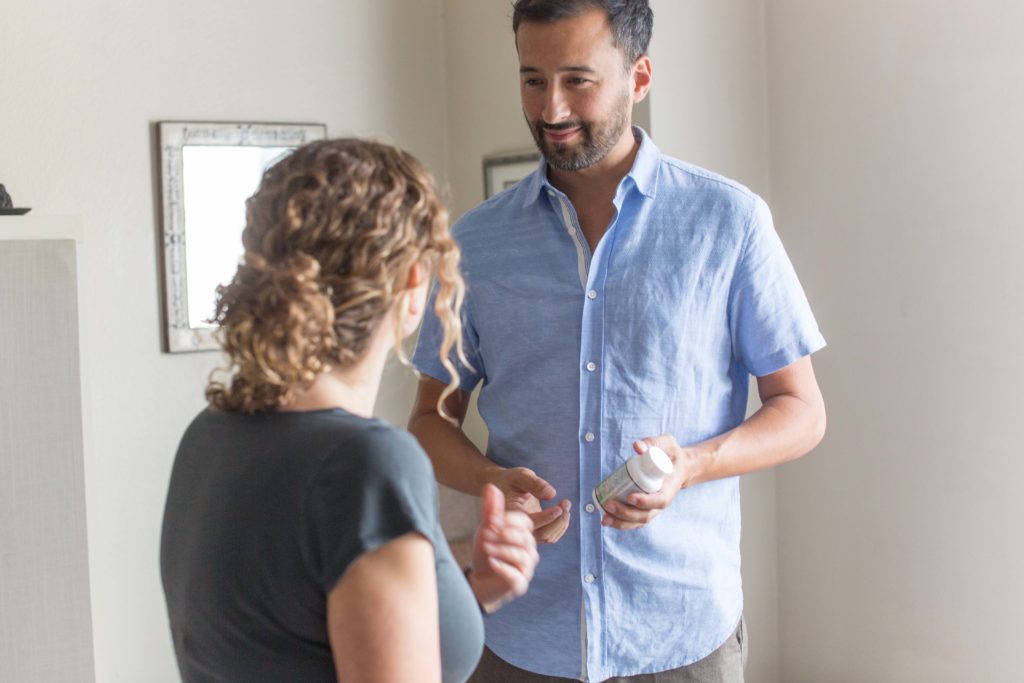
[512,0,654,65]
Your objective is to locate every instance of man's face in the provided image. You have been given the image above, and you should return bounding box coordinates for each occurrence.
[517,8,637,172]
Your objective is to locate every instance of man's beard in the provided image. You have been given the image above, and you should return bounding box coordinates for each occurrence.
[528,93,632,172]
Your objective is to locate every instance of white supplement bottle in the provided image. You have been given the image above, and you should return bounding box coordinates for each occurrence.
[593,446,674,512]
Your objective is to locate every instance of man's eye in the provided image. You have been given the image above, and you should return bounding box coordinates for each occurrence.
[568,77,590,85]
[523,79,543,87]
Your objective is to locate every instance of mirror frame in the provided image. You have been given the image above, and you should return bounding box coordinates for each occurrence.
[157,121,327,353]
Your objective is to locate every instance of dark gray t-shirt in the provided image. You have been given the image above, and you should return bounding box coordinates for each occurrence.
[160,408,484,682]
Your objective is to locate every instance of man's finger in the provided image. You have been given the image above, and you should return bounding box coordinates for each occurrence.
[539,512,570,543]
[602,502,656,525]
[603,516,643,531]
[536,502,571,539]
[601,501,642,522]
[626,491,669,510]
[529,504,565,529]
[601,507,650,530]
[509,468,556,500]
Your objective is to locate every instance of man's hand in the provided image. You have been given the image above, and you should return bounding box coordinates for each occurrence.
[487,465,572,544]
[602,358,826,531]
[407,377,574,542]
[468,484,539,614]
[600,437,695,531]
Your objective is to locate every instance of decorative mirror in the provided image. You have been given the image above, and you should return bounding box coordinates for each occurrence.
[158,121,326,352]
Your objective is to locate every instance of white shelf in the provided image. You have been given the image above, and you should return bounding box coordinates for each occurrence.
[0,213,83,241]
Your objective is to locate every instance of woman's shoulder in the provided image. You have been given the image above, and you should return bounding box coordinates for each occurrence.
[308,416,435,492]
[296,417,442,592]
[182,408,432,483]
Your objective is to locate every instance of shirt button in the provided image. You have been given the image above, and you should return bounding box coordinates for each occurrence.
[585,503,596,513]
[587,289,597,300]
[584,573,596,584]
[584,432,595,442]
[585,361,596,372]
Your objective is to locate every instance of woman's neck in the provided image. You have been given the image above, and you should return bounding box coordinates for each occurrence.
[280,324,391,418]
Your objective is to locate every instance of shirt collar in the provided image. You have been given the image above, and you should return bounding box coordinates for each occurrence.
[520,155,550,208]
[627,126,660,200]
[521,125,661,209]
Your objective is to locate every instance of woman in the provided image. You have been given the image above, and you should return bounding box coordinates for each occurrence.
[160,139,538,682]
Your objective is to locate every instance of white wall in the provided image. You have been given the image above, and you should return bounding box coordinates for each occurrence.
[649,2,780,681]
[766,2,1024,681]
[441,0,533,217]
[649,0,771,189]
[1,2,447,680]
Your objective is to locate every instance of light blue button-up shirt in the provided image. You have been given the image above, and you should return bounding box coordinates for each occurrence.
[413,128,825,680]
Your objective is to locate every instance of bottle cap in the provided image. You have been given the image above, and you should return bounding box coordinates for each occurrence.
[639,446,673,479]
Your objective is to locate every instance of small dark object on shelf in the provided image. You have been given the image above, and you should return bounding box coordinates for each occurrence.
[0,184,31,215]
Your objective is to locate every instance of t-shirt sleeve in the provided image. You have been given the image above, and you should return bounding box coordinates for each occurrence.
[728,195,827,377]
[302,426,441,593]
[411,277,485,392]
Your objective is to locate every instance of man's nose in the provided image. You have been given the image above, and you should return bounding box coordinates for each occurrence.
[542,85,570,124]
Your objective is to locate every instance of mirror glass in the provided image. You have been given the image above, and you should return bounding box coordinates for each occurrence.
[158,122,327,352]
[181,145,292,328]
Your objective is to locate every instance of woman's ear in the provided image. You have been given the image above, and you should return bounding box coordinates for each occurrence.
[396,262,430,340]
[406,261,428,290]
[404,262,429,318]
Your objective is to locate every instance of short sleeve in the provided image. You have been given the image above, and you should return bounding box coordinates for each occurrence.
[411,278,485,392]
[728,196,826,377]
[302,426,441,592]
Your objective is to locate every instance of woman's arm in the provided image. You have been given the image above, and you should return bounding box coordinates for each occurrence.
[327,532,440,683]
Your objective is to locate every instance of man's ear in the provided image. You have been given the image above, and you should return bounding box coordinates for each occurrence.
[632,55,652,103]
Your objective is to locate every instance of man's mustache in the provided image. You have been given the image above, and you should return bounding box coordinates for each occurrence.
[539,121,586,132]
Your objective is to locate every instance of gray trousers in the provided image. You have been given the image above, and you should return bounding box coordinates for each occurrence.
[469,617,747,683]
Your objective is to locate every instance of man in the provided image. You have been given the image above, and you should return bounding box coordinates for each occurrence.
[409,1,826,681]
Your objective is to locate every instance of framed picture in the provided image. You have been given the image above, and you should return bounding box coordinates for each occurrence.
[483,151,541,199]
[157,121,327,353]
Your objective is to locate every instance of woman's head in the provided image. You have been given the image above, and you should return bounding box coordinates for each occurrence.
[206,138,466,415]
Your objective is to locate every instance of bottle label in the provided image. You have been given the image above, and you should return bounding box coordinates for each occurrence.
[593,463,642,511]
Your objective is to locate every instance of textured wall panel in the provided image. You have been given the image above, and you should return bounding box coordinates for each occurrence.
[0,239,94,682]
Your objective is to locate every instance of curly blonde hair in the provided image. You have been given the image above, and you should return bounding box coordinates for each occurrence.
[206,138,467,418]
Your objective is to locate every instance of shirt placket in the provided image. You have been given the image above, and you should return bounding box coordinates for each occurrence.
[578,266,605,681]
[548,185,626,681]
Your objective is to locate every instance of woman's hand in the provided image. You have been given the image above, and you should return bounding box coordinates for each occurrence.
[466,484,539,613]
